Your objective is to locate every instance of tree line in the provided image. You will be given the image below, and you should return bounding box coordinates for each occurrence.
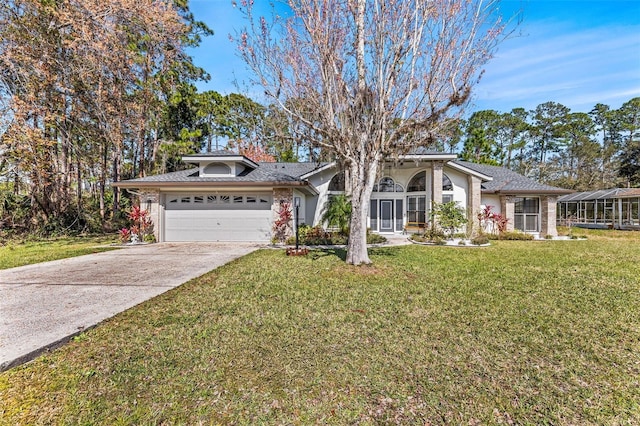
[0,0,301,236]
[458,98,640,190]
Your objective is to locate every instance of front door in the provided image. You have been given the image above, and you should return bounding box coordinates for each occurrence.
[380,200,394,232]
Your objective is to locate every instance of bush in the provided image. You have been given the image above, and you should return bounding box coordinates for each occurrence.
[423,226,446,241]
[366,231,387,244]
[284,225,387,246]
[487,231,534,241]
[471,234,490,245]
[430,201,467,239]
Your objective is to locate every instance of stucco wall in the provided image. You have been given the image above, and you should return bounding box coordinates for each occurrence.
[306,166,338,226]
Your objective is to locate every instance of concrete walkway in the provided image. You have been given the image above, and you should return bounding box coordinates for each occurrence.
[0,242,259,371]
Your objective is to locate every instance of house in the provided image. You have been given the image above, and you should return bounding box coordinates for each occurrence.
[113,149,571,242]
[558,188,640,230]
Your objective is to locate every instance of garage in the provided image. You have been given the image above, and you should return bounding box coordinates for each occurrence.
[164,193,273,242]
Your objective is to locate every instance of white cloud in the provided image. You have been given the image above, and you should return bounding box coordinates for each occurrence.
[473,17,640,112]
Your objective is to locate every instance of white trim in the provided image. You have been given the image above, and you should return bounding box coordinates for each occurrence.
[299,162,337,179]
[445,162,493,181]
[182,155,259,169]
[398,154,458,161]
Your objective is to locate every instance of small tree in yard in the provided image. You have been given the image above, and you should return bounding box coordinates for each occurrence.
[321,194,352,236]
[431,201,467,239]
[236,0,510,264]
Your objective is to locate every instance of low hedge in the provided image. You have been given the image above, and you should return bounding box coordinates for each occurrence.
[285,226,387,246]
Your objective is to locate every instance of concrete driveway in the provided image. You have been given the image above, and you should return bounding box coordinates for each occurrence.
[0,242,260,371]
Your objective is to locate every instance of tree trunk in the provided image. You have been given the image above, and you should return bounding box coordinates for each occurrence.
[345,158,379,265]
[112,146,121,217]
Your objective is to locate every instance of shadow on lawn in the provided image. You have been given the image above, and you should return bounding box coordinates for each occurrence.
[306,246,399,262]
[308,248,347,261]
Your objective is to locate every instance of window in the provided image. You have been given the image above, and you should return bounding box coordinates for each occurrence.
[442,174,454,203]
[207,195,217,203]
[180,196,191,203]
[395,199,404,231]
[514,197,540,232]
[407,196,427,224]
[203,162,231,175]
[233,195,244,203]
[377,177,396,192]
[246,196,256,203]
[407,172,426,192]
[219,195,230,204]
[328,172,345,192]
[370,199,378,230]
[193,196,204,204]
[442,174,453,191]
[373,177,404,193]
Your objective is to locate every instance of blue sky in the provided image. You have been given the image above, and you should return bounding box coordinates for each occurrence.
[187,0,640,114]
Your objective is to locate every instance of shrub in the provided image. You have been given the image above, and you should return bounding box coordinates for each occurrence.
[433,237,446,245]
[487,231,534,241]
[471,234,490,245]
[430,201,467,239]
[423,226,446,241]
[477,205,509,235]
[321,194,351,235]
[286,225,387,246]
[366,232,387,244]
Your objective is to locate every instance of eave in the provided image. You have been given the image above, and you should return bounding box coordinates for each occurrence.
[113,180,319,195]
[482,188,574,195]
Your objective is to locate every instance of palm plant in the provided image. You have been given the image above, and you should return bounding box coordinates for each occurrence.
[321,194,352,235]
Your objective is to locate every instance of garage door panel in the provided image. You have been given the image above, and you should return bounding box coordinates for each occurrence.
[164,193,273,242]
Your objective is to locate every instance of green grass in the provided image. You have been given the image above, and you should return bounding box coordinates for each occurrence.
[1,231,639,424]
[0,236,119,270]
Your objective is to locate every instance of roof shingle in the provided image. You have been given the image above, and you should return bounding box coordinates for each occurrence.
[454,161,571,194]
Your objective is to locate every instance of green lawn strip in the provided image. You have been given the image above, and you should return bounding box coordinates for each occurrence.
[0,236,119,269]
[1,234,639,424]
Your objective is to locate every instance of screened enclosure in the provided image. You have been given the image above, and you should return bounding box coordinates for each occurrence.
[557,188,640,230]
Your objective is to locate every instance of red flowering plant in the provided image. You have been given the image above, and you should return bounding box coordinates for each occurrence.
[121,206,155,243]
[272,201,292,244]
[118,227,131,243]
[477,205,509,237]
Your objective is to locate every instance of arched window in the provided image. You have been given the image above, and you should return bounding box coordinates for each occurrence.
[407,172,426,192]
[204,162,231,175]
[328,172,345,192]
[373,177,404,193]
[442,174,453,191]
[378,177,395,192]
[442,173,454,203]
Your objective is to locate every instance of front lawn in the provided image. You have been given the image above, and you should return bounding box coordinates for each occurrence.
[1,233,639,424]
[0,235,119,270]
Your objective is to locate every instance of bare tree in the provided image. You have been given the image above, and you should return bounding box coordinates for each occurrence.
[237,0,509,264]
[0,0,201,229]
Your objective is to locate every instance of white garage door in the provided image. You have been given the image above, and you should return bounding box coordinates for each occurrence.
[164,193,272,242]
